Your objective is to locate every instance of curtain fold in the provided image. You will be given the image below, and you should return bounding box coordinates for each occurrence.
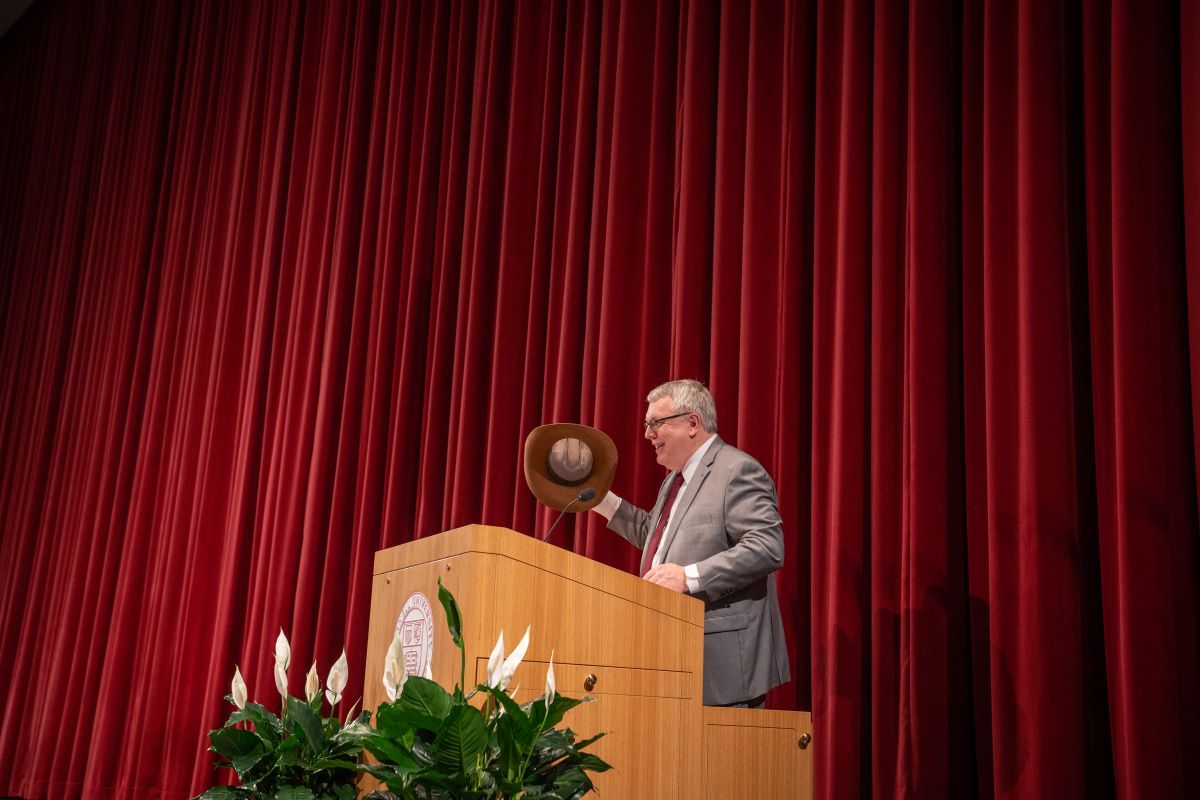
[1084,1,1200,796]
[1,1,1197,798]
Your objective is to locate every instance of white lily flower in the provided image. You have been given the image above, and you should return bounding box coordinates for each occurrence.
[486,631,505,688]
[275,629,291,667]
[383,630,405,702]
[543,651,556,705]
[231,665,248,710]
[274,630,291,697]
[326,649,348,706]
[499,625,530,691]
[305,662,320,702]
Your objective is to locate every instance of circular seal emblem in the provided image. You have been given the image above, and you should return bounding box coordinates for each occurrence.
[397,591,434,678]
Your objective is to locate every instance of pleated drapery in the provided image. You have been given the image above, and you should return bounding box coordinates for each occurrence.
[1,1,1198,798]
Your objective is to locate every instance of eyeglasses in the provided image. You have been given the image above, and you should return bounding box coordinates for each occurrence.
[643,412,691,432]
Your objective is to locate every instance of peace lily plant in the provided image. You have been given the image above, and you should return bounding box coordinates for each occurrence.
[194,635,372,800]
[360,579,610,799]
[196,579,609,800]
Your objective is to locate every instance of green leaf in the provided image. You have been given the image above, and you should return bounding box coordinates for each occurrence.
[331,729,370,748]
[238,762,278,794]
[273,735,302,771]
[362,791,403,800]
[551,767,596,800]
[376,698,442,738]
[228,702,284,742]
[398,677,452,723]
[407,766,457,794]
[309,758,359,771]
[358,762,410,786]
[538,694,583,731]
[373,702,411,736]
[331,709,373,742]
[409,735,436,766]
[436,577,464,651]
[526,695,549,733]
[533,728,574,756]
[210,727,264,759]
[492,717,526,783]
[361,735,422,772]
[572,731,606,751]
[193,788,243,800]
[575,752,612,772]
[232,751,270,778]
[275,787,315,800]
[287,695,326,749]
[431,705,487,775]
[488,687,532,742]
[524,727,609,790]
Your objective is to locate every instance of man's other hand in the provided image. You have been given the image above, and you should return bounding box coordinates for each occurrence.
[644,563,687,592]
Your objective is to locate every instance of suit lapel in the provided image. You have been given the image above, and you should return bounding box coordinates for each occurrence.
[658,437,723,561]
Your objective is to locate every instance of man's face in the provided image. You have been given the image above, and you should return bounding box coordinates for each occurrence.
[643,396,698,472]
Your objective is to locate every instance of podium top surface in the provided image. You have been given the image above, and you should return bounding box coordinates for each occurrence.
[374,524,703,628]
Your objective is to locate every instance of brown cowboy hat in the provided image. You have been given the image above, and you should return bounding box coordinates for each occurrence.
[523,423,617,512]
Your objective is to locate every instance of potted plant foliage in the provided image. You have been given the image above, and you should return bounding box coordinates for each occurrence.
[359,579,610,799]
[195,579,610,800]
[193,636,371,800]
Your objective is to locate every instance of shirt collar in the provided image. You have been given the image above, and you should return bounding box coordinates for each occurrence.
[680,435,717,484]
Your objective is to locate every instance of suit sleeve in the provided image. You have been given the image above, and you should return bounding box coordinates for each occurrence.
[607,471,674,549]
[607,498,653,549]
[694,457,785,601]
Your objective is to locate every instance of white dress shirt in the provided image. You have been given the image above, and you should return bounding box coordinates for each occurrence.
[594,435,716,593]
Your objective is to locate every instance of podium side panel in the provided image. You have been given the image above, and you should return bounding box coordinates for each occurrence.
[702,708,813,800]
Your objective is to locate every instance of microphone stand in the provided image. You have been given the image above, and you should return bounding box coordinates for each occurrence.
[539,488,596,542]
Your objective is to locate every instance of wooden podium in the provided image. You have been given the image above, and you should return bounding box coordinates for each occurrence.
[364,525,812,799]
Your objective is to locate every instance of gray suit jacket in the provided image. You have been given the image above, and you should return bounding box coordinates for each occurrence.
[608,437,791,705]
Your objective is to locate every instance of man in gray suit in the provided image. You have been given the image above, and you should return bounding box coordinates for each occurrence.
[591,379,791,707]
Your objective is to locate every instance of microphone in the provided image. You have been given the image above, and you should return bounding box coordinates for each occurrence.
[540,487,597,542]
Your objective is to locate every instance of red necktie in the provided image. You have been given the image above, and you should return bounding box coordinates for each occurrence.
[641,472,685,577]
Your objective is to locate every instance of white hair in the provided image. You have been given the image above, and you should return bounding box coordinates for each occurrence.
[646,379,718,433]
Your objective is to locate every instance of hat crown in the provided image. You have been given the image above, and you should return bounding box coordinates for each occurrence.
[546,438,594,484]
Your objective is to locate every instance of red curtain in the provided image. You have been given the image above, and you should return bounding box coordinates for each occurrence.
[0,1,1197,798]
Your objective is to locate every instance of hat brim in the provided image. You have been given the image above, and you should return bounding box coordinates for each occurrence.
[523,423,617,512]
